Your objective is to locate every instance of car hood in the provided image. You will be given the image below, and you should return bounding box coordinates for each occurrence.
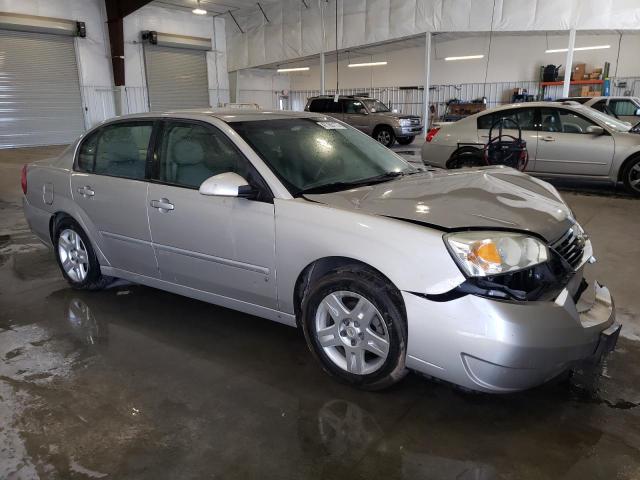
[304,167,574,243]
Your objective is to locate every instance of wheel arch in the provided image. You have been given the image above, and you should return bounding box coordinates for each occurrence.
[292,256,405,328]
[48,210,110,266]
[446,145,483,168]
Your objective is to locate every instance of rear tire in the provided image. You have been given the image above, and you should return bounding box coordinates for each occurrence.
[396,136,415,145]
[621,156,640,196]
[373,126,396,148]
[301,265,408,391]
[448,149,484,169]
[53,216,112,290]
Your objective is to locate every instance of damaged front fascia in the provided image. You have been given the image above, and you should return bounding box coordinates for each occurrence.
[408,253,577,304]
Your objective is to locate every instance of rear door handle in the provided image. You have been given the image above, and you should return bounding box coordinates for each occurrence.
[541,136,555,142]
[77,186,95,197]
[150,198,174,212]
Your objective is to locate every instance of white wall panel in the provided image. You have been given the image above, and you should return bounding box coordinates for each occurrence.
[389,0,418,39]
[365,0,390,44]
[283,0,302,58]
[300,1,322,56]
[342,0,366,48]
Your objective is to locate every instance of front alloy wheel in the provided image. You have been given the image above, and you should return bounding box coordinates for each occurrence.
[315,291,390,375]
[374,127,395,148]
[301,266,408,390]
[623,157,640,195]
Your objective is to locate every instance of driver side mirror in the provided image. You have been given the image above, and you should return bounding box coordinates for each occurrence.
[199,172,257,199]
[586,125,604,135]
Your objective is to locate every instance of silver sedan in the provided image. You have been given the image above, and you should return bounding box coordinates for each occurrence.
[22,110,620,392]
[421,101,640,195]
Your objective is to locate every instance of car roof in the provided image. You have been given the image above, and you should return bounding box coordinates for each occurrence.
[477,101,594,115]
[99,108,325,124]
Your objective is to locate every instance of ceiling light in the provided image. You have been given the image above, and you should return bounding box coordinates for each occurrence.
[192,0,206,14]
[347,61,388,68]
[545,45,611,53]
[277,67,310,72]
[444,55,485,61]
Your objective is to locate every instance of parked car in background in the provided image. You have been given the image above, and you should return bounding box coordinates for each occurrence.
[22,109,619,393]
[305,95,423,147]
[421,101,640,195]
[555,96,640,125]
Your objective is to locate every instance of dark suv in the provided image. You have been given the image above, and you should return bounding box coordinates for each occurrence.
[305,95,423,147]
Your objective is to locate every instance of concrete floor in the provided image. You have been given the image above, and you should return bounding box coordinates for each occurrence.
[1,145,640,479]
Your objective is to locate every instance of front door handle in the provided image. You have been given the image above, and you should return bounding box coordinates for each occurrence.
[541,136,555,142]
[77,186,95,197]
[150,198,175,212]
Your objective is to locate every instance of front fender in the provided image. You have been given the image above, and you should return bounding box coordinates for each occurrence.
[274,198,465,315]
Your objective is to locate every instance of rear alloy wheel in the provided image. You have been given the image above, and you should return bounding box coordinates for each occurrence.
[54,217,112,290]
[396,136,415,145]
[622,157,640,196]
[374,126,395,148]
[302,267,408,390]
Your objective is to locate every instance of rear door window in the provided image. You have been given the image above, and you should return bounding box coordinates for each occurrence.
[308,99,327,112]
[477,108,536,131]
[76,122,153,179]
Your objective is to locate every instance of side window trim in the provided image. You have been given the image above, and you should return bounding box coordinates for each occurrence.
[149,118,274,202]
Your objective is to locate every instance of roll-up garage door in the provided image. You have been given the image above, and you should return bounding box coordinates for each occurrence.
[144,45,209,112]
[0,29,85,148]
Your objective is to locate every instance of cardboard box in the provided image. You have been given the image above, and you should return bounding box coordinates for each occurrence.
[581,86,590,96]
[572,63,586,81]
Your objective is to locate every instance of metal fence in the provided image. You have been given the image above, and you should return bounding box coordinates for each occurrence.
[288,76,640,120]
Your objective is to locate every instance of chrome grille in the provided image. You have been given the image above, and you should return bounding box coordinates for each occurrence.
[551,225,585,269]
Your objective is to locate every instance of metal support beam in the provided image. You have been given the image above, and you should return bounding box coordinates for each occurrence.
[423,31,432,134]
[228,10,244,33]
[257,3,270,23]
[562,27,577,98]
[104,0,154,86]
[319,0,325,94]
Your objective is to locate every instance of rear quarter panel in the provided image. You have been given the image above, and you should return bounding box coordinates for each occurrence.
[24,140,110,265]
[421,117,480,167]
[611,133,640,179]
[274,198,465,315]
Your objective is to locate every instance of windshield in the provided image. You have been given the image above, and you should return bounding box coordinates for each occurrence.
[585,107,632,132]
[363,99,390,113]
[230,118,414,195]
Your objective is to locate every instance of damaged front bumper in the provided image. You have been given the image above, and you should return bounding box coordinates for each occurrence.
[403,279,620,393]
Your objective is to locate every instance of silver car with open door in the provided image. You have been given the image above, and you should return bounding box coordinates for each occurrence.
[421,101,640,195]
[23,109,620,393]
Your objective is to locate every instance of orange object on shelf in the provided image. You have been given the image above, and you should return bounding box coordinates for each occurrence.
[540,79,604,86]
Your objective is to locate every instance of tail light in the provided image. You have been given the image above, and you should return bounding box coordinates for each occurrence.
[21,165,28,195]
[426,127,440,143]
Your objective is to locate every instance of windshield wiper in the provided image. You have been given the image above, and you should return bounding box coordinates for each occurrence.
[298,171,406,196]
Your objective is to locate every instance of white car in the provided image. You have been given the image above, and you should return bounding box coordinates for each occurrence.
[556,96,640,125]
[422,101,640,195]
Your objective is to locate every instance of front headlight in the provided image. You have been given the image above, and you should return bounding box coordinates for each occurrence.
[398,119,411,127]
[444,231,549,277]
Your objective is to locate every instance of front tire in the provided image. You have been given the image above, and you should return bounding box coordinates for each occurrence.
[622,156,640,196]
[374,126,396,148]
[301,265,408,390]
[53,217,112,290]
[396,136,415,145]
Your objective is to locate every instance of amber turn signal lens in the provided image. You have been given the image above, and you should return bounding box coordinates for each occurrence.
[470,240,502,265]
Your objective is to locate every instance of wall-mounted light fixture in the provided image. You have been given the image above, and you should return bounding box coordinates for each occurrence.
[277,67,310,72]
[545,44,610,53]
[192,0,207,15]
[347,61,388,68]
[444,55,485,61]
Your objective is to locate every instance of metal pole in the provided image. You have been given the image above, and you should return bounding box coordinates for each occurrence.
[423,31,432,134]
[320,0,325,94]
[562,27,576,98]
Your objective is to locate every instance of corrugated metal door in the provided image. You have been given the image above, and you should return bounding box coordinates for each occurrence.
[0,29,85,148]
[144,45,209,111]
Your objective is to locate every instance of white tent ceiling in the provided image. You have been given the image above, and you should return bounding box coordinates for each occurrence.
[224,0,640,71]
